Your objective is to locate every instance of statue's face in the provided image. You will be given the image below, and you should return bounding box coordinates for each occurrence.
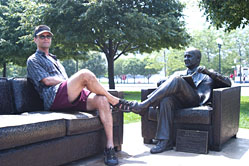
[184,51,200,69]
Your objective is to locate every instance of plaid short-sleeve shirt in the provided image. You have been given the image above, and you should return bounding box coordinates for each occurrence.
[27,50,68,110]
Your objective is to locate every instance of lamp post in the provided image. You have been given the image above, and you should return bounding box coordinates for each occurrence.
[236,39,242,83]
[216,38,223,73]
[238,43,242,83]
[164,49,169,77]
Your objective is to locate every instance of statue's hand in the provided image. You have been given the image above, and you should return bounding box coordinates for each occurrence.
[197,66,209,75]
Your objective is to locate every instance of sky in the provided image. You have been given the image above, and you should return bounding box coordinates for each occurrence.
[182,0,209,32]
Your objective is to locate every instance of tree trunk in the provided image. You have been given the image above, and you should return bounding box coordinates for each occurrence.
[3,62,6,77]
[76,59,79,72]
[107,57,115,89]
[106,39,116,89]
[147,75,151,84]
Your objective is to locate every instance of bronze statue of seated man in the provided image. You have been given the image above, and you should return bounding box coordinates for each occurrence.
[126,48,231,154]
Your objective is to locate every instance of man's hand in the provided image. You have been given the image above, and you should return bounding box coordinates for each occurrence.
[197,66,210,75]
[41,76,64,86]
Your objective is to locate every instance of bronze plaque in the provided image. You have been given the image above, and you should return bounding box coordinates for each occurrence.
[176,129,208,154]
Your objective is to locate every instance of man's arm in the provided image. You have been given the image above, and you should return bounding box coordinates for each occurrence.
[27,57,65,87]
[198,66,231,87]
[41,76,64,86]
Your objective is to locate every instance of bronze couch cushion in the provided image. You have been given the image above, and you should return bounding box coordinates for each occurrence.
[66,111,121,136]
[148,106,212,125]
[0,112,66,151]
[174,106,212,125]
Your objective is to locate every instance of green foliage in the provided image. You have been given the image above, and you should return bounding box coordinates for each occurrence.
[190,29,218,70]
[0,0,90,76]
[1,0,190,85]
[62,52,107,78]
[80,53,107,78]
[115,55,162,83]
[141,55,163,83]
[0,0,45,67]
[164,49,185,76]
[240,96,249,129]
[62,59,77,77]
[123,91,141,124]
[4,63,26,77]
[114,58,126,83]
[40,0,190,88]
[188,27,249,76]
[123,58,143,83]
[199,0,249,31]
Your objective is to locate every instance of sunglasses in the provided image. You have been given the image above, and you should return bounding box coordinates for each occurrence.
[38,35,52,40]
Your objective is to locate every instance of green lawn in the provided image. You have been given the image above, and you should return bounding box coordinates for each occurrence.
[240,96,249,129]
[123,91,249,129]
[123,91,141,124]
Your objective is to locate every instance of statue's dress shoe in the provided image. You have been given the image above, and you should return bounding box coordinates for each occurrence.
[150,139,173,154]
[129,101,147,116]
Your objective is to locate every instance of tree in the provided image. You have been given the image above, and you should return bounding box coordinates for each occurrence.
[190,28,221,71]
[6,62,26,77]
[62,59,77,77]
[40,0,190,89]
[164,49,185,76]
[189,27,249,76]
[0,0,48,76]
[123,58,144,84]
[0,0,90,77]
[142,55,163,83]
[199,0,249,31]
[114,58,125,83]
[62,52,107,78]
[80,53,107,79]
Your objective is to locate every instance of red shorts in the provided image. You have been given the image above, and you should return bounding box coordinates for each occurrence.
[50,81,91,111]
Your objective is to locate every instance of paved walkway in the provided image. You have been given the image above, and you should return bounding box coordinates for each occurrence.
[65,82,249,165]
[65,122,249,166]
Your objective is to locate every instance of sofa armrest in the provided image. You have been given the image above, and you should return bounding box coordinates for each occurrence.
[212,86,241,150]
[108,90,124,99]
[141,89,157,143]
[141,89,156,101]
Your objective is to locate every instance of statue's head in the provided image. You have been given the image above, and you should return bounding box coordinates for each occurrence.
[184,48,202,69]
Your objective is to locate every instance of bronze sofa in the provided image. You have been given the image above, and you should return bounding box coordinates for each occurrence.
[0,77,123,166]
[141,86,241,151]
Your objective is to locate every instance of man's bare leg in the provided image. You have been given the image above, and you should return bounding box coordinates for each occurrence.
[86,93,114,148]
[67,69,119,105]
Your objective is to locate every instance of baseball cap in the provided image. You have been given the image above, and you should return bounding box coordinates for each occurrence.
[34,25,53,37]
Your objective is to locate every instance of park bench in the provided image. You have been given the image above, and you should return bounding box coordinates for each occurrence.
[0,77,123,166]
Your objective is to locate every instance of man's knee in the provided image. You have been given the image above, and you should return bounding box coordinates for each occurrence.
[173,76,184,83]
[96,95,109,110]
[78,69,96,83]
[160,97,175,107]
